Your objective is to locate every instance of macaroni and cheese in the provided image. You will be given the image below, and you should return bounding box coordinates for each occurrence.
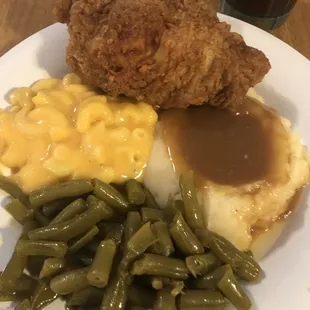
[0,74,158,192]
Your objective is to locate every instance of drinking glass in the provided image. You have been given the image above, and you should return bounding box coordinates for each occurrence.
[220,0,297,30]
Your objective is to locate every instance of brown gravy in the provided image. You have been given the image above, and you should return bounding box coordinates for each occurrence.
[251,187,305,236]
[160,97,289,187]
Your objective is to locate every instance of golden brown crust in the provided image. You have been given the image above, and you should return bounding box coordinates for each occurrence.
[54,0,271,109]
[54,0,73,23]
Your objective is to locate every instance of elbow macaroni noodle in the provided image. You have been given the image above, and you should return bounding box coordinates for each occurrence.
[0,74,158,192]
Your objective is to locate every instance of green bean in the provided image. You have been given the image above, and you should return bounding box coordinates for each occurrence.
[32,280,58,310]
[67,286,104,307]
[186,253,221,277]
[153,290,176,310]
[143,186,160,209]
[149,222,174,257]
[29,179,93,208]
[127,306,147,310]
[179,307,226,310]
[34,210,50,226]
[76,251,94,267]
[149,277,184,296]
[164,199,185,223]
[41,198,74,218]
[26,256,46,277]
[141,208,166,223]
[87,239,117,288]
[100,270,129,310]
[170,280,184,296]
[170,199,185,212]
[95,205,125,223]
[21,220,39,239]
[93,178,130,213]
[0,273,36,301]
[0,251,28,293]
[0,220,35,293]
[124,212,142,243]
[15,299,31,310]
[86,195,112,210]
[16,240,67,258]
[28,199,113,241]
[50,267,89,295]
[128,284,156,308]
[69,226,99,254]
[50,198,87,225]
[0,176,29,206]
[39,258,66,279]
[149,277,172,292]
[0,291,16,302]
[125,180,146,205]
[105,223,124,246]
[244,250,254,258]
[179,171,204,230]
[179,290,225,308]
[170,212,204,256]
[0,274,36,301]
[196,229,261,282]
[151,277,164,290]
[217,265,251,310]
[5,199,33,224]
[192,265,231,290]
[131,254,189,280]
[12,274,36,297]
[159,277,175,286]
[124,222,157,264]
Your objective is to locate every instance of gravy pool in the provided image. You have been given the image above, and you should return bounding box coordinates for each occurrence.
[160,97,289,187]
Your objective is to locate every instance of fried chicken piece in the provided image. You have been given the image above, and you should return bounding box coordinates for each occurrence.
[54,0,270,109]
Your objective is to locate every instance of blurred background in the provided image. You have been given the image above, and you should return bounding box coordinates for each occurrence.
[220,0,298,30]
[0,0,309,59]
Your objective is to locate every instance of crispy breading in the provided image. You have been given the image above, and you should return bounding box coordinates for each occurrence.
[55,0,271,109]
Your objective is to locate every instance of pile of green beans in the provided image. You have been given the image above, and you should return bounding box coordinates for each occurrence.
[0,174,262,310]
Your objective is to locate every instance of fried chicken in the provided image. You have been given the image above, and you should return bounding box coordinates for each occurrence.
[54,0,271,109]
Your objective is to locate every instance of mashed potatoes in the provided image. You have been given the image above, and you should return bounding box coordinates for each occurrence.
[144,89,310,258]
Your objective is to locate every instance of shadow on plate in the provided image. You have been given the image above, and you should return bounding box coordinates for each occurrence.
[3,90,13,107]
[255,83,299,127]
[243,286,259,310]
[4,24,70,105]
[36,23,70,80]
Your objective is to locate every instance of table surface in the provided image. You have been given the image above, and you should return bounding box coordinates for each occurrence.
[1,0,310,60]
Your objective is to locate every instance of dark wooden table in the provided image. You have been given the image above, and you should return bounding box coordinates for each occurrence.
[1,0,310,59]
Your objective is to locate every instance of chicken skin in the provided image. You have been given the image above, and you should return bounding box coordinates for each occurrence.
[55,0,271,109]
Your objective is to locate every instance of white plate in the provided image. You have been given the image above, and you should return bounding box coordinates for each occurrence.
[0,14,310,310]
